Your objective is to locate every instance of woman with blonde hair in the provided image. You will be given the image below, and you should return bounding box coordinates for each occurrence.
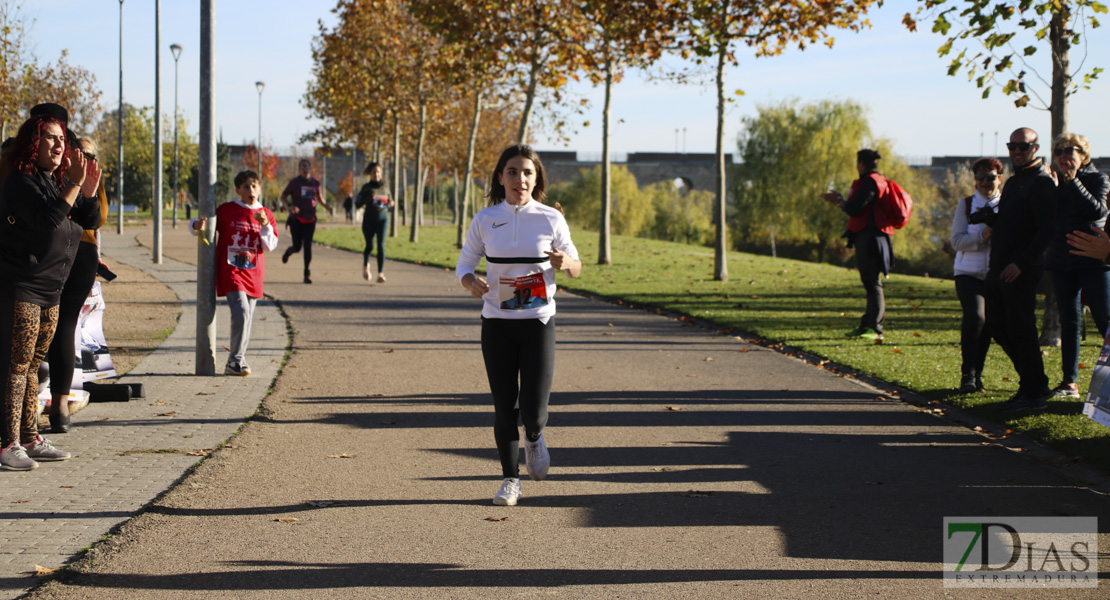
[1045,133,1110,399]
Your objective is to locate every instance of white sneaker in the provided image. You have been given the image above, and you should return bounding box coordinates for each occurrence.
[523,433,549,481]
[24,435,71,461]
[376,273,386,284]
[493,478,522,506]
[363,264,371,281]
[1,441,39,470]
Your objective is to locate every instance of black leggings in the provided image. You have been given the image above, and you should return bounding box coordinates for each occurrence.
[954,275,990,378]
[361,211,388,272]
[47,241,99,396]
[287,219,316,270]
[481,317,556,479]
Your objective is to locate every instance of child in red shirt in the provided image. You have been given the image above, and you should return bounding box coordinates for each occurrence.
[191,170,278,376]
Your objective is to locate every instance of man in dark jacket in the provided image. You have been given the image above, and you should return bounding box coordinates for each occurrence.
[986,127,1057,412]
[822,149,893,341]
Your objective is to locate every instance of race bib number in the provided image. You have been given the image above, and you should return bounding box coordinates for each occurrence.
[227,246,258,270]
[301,186,317,201]
[373,194,390,209]
[498,273,548,310]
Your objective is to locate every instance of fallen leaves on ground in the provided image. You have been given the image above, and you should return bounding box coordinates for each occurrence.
[33,565,61,577]
[155,411,177,417]
[484,516,509,522]
[664,406,683,411]
[274,518,299,523]
[683,490,713,498]
[306,500,345,508]
[327,454,356,459]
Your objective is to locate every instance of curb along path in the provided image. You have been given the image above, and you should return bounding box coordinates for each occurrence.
[0,230,286,599]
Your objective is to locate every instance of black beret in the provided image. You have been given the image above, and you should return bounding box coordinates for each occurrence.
[29,103,69,123]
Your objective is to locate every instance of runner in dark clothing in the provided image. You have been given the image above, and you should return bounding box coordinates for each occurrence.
[280,159,330,284]
[355,161,392,284]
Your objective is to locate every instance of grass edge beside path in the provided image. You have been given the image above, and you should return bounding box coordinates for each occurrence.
[316,224,1110,476]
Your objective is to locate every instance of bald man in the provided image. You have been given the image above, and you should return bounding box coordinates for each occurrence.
[984,127,1057,413]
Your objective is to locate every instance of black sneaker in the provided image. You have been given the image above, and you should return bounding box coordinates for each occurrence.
[958,375,978,394]
[282,248,292,264]
[1001,390,1050,413]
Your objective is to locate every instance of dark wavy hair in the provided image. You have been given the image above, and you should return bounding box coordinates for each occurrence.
[971,157,1004,175]
[486,144,547,207]
[11,115,67,182]
[362,161,381,177]
[234,170,260,189]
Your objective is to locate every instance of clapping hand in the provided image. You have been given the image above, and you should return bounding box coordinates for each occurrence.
[81,157,101,198]
[65,149,87,187]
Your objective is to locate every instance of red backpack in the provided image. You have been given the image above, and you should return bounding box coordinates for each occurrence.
[879,178,913,229]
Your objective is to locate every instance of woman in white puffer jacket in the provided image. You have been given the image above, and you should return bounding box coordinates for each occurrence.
[950,157,1003,394]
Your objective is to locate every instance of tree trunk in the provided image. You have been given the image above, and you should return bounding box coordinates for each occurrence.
[459,89,483,248]
[453,169,459,226]
[432,164,438,226]
[391,113,400,237]
[1039,9,1072,347]
[712,42,729,282]
[411,101,427,243]
[400,167,408,227]
[373,113,385,163]
[517,42,542,144]
[598,56,614,266]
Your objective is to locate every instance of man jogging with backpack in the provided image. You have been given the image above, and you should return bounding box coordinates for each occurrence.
[822,148,912,341]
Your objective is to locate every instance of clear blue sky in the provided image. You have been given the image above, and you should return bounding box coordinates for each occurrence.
[32,0,1110,162]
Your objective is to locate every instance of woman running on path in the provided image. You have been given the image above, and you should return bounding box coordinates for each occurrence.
[355,161,392,283]
[456,144,582,506]
[280,159,329,284]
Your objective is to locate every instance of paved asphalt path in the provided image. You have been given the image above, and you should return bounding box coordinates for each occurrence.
[27,224,1110,599]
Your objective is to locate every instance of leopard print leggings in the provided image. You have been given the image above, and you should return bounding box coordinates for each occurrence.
[1,300,59,447]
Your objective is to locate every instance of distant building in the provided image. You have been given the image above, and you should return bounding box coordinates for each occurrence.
[540,151,734,192]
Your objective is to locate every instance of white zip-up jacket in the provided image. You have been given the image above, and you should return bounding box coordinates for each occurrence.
[456,199,579,323]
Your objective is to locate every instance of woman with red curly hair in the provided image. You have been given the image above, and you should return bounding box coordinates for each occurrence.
[0,113,100,471]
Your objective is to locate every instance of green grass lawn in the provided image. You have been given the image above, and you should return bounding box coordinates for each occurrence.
[317,223,1110,473]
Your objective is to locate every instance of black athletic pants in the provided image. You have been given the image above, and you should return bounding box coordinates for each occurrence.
[47,241,99,396]
[287,218,316,271]
[481,317,555,479]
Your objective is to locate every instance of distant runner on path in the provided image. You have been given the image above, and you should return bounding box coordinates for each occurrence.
[456,144,582,507]
[355,161,392,284]
[280,159,329,284]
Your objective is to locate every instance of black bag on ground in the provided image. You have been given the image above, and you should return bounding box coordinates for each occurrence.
[85,382,132,402]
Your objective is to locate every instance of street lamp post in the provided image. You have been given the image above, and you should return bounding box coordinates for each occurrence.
[117,0,125,235]
[170,43,182,228]
[255,80,265,205]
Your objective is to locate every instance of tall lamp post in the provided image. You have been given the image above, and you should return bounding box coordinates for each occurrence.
[255,80,265,205]
[170,43,182,228]
[116,0,125,235]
